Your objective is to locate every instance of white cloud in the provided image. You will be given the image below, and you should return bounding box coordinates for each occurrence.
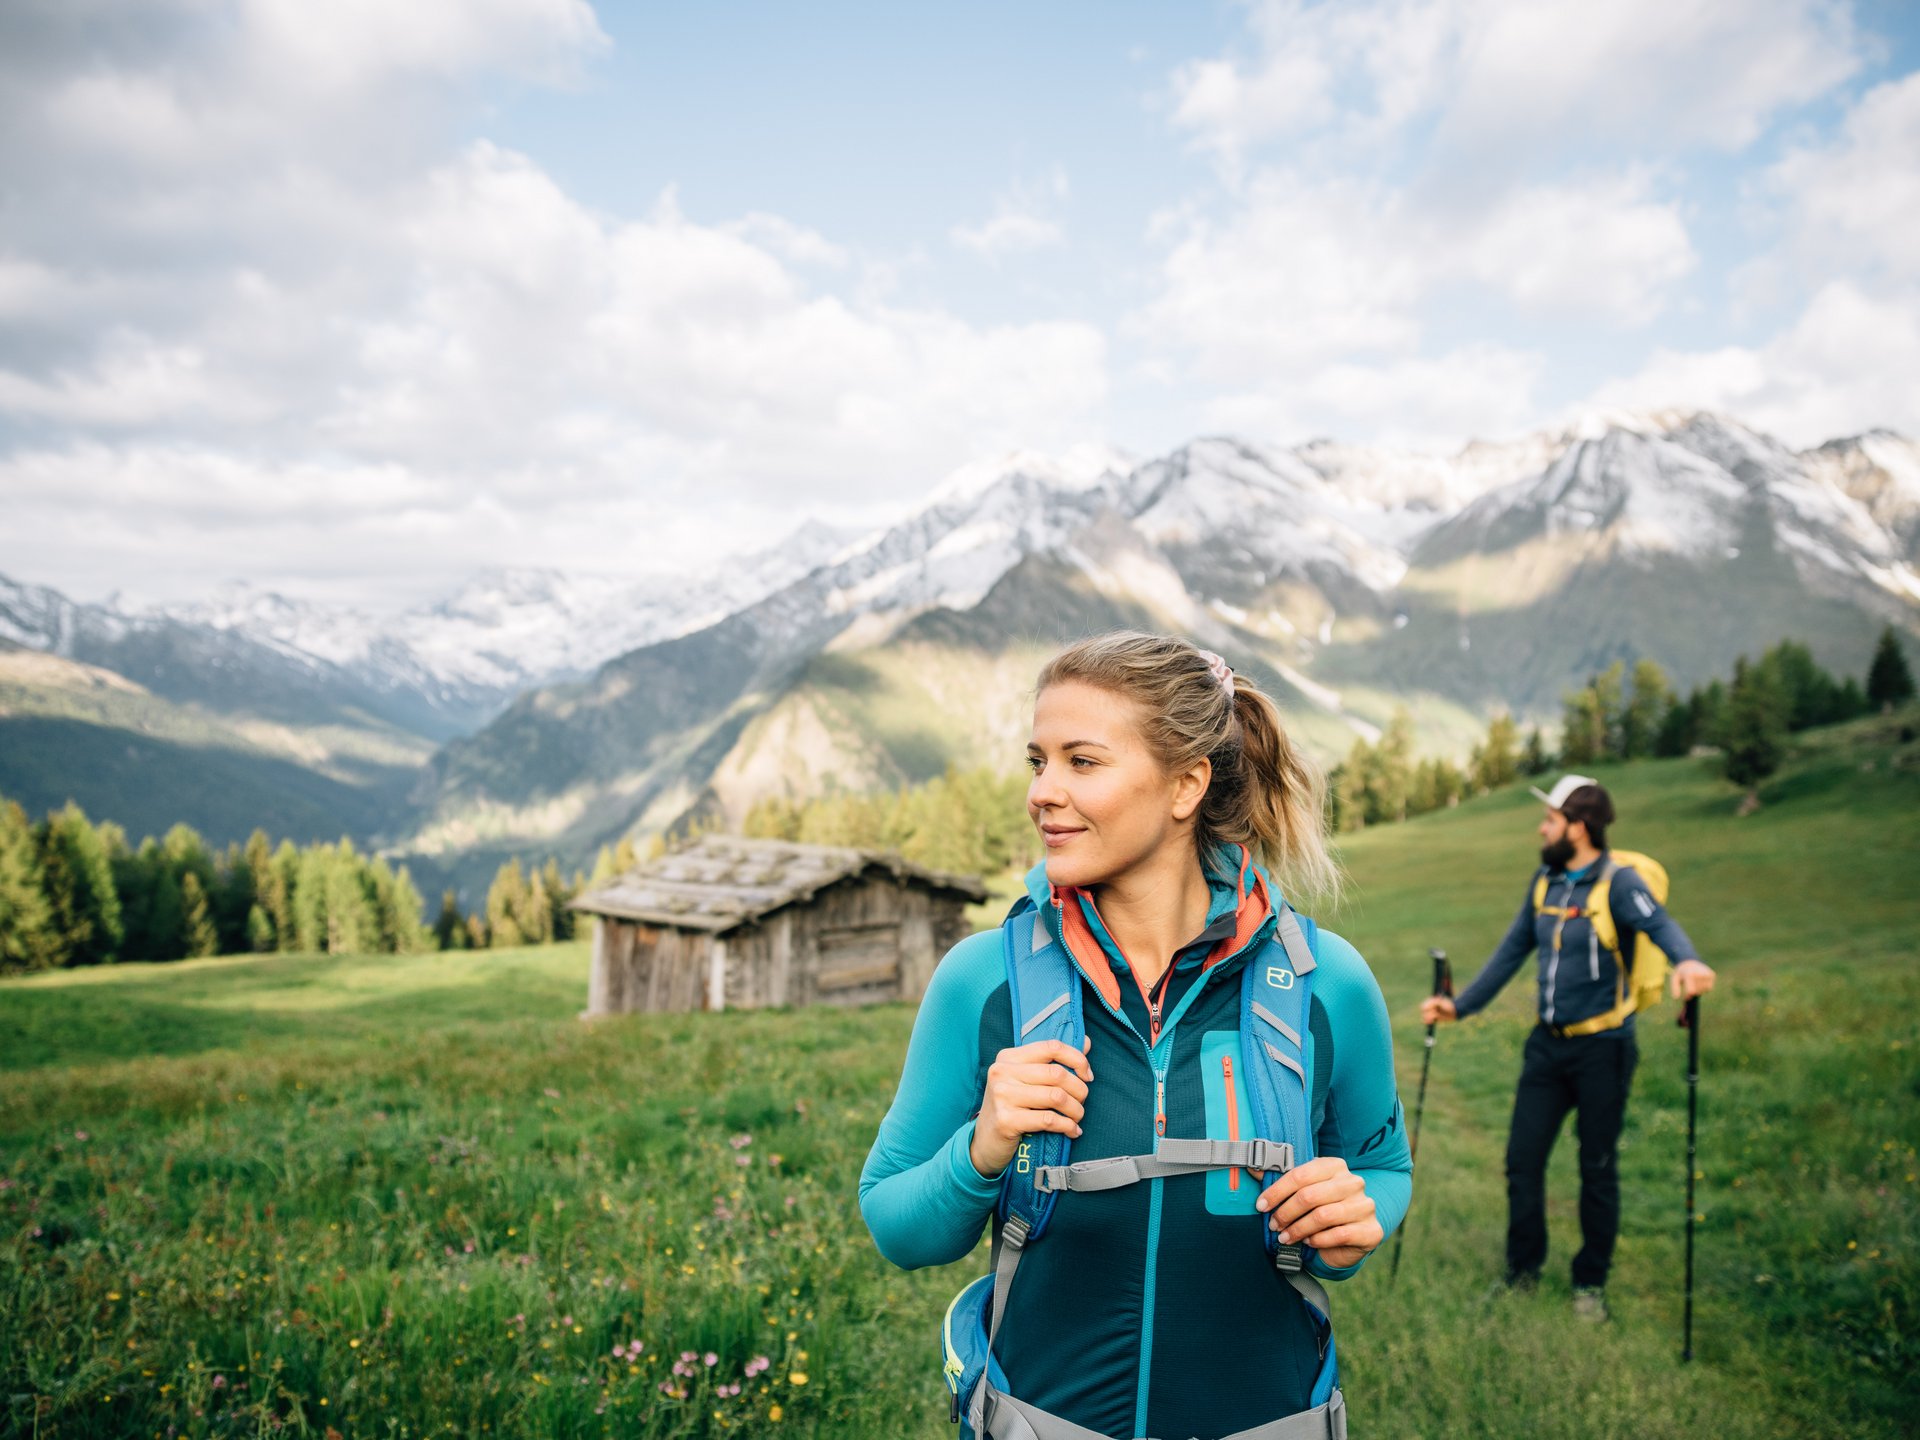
[1203,344,1545,446]
[1133,167,1693,440]
[0,3,1108,604]
[1765,70,1920,283]
[952,169,1070,258]
[1463,175,1696,323]
[952,211,1066,258]
[1585,281,1920,448]
[1170,0,1862,170]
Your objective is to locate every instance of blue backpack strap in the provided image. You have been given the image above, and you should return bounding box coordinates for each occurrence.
[1240,902,1338,1404]
[966,896,1084,1435]
[993,895,1084,1242]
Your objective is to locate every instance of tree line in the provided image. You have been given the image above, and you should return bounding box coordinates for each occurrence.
[0,806,431,974]
[1331,624,1913,832]
[742,765,1036,880]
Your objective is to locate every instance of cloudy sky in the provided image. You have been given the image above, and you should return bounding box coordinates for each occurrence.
[3,0,1918,610]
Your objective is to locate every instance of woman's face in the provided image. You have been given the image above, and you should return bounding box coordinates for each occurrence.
[1026,680,1207,890]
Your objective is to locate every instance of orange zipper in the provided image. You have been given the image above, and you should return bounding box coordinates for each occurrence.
[1155,1078,1165,1136]
[1222,1056,1240,1191]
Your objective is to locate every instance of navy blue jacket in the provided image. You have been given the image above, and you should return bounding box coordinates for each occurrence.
[1453,852,1699,1034]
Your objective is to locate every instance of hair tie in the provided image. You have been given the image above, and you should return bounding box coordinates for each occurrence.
[1198,648,1235,700]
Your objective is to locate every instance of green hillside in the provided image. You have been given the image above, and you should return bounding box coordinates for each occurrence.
[2,713,1915,1438]
[0,649,430,848]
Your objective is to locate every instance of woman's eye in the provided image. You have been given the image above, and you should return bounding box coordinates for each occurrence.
[1025,755,1043,773]
[1071,756,1095,768]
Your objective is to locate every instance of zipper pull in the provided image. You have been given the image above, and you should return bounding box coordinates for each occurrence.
[1155,1078,1166,1136]
[1148,998,1161,1045]
[950,1388,961,1424]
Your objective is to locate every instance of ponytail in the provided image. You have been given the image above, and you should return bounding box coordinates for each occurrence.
[1035,632,1341,904]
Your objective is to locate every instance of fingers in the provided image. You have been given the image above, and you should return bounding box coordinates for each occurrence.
[1269,1192,1375,1244]
[997,1038,1094,1084]
[1255,1157,1369,1242]
[1001,1079,1086,1125]
[1299,1217,1386,1269]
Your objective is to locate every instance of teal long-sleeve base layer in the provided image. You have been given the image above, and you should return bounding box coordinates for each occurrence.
[858,875,1412,1440]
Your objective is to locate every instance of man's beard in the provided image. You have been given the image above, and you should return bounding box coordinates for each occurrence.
[1540,837,1576,870]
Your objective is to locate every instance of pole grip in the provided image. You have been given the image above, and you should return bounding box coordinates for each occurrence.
[1429,947,1453,999]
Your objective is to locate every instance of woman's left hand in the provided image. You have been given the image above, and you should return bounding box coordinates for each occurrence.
[1254,1156,1382,1271]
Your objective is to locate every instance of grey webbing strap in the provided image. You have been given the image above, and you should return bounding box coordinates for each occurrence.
[1033,1138,1291,1194]
[1277,907,1316,976]
[1251,1000,1301,1047]
[972,1216,1032,1436]
[1020,992,1070,1038]
[979,1385,1345,1440]
[979,1388,1117,1440]
[1262,1040,1307,1083]
[1216,1389,1347,1440]
[1285,1269,1332,1317]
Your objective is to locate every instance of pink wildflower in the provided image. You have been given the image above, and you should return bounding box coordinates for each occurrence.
[703,1352,718,1367]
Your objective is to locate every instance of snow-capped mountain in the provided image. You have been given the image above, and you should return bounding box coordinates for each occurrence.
[395,411,1920,877]
[8,409,1917,876]
[153,519,860,727]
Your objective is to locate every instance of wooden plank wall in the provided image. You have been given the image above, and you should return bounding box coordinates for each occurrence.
[588,876,981,1015]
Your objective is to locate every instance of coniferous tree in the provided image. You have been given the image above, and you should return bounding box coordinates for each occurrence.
[0,799,58,973]
[292,844,331,954]
[1835,675,1868,720]
[1331,744,1370,833]
[1521,727,1552,776]
[179,872,219,958]
[1654,694,1696,757]
[1367,710,1415,824]
[1866,625,1915,711]
[210,839,256,954]
[487,859,531,949]
[1693,679,1728,749]
[1560,687,1608,766]
[245,903,275,952]
[1472,712,1520,792]
[434,890,470,950]
[1723,657,1790,791]
[36,803,123,967]
[267,840,300,949]
[1622,659,1670,759]
[147,863,186,962]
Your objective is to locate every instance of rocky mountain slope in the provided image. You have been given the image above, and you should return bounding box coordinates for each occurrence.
[7,412,1915,879]
[393,412,1920,885]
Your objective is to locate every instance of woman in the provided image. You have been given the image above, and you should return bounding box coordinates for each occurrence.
[859,632,1411,1440]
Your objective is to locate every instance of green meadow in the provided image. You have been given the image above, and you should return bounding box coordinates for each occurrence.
[3,710,1917,1439]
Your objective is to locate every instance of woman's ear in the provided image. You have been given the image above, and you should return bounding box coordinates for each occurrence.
[1171,756,1211,822]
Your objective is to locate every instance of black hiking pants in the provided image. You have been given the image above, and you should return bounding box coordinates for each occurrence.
[1505,1024,1639,1288]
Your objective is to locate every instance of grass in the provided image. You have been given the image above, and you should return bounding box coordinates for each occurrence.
[2,709,1917,1438]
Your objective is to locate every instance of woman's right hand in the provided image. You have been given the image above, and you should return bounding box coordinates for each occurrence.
[968,1036,1094,1179]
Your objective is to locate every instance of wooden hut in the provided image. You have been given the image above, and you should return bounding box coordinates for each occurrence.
[571,835,988,1016]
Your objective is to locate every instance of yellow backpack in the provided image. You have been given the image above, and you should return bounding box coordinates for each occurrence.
[1531,850,1671,1036]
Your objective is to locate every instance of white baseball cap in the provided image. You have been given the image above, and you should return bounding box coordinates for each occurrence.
[1529,774,1599,811]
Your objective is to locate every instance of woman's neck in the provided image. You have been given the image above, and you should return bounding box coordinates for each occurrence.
[1091,848,1214,990]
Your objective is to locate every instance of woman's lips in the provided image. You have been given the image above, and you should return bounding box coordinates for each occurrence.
[1040,825,1085,849]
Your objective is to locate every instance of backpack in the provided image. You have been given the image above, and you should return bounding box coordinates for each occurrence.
[938,895,1343,1439]
[1531,849,1671,1037]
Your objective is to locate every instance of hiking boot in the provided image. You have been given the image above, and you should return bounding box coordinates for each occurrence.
[1572,1286,1610,1323]
[1483,1269,1539,1301]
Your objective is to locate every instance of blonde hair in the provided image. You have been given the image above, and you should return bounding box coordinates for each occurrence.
[1036,631,1340,903]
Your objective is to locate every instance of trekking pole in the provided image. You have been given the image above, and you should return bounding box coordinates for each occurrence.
[1680,994,1700,1362]
[1390,948,1452,1284]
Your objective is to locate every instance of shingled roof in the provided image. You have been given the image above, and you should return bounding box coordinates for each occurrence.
[569,834,988,934]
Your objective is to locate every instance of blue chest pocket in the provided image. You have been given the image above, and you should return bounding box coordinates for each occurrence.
[1201,1030,1260,1217]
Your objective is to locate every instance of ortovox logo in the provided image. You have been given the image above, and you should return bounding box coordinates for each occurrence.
[1015,1141,1032,1174]
[1266,967,1295,990]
